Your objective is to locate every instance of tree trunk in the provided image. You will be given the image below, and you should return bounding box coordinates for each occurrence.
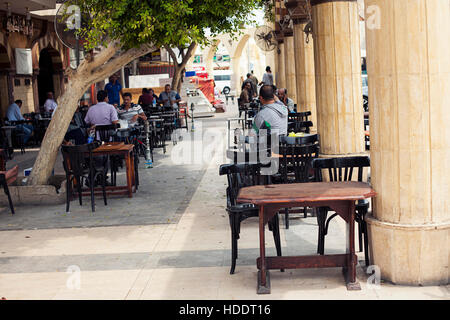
[166,42,198,94]
[27,43,155,185]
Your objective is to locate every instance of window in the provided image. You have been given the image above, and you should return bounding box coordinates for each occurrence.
[214,75,231,81]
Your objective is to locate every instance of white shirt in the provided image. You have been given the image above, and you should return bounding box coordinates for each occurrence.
[44,99,58,112]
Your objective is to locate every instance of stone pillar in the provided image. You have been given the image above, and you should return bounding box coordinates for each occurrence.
[293,19,317,131]
[283,33,297,103]
[311,0,365,156]
[365,0,449,285]
[276,41,286,89]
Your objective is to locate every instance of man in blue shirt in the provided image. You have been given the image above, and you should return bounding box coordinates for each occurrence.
[6,100,34,144]
[159,84,181,110]
[104,74,123,107]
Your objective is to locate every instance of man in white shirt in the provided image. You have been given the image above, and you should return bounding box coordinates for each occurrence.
[44,92,58,113]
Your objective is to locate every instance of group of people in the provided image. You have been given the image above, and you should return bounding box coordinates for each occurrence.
[4,73,182,148]
[4,91,59,144]
[239,66,296,137]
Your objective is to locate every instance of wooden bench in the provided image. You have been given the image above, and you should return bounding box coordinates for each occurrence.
[0,164,19,214]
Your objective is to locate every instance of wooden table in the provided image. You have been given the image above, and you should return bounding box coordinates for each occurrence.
[89,142,136,198]
[237,181,376,294]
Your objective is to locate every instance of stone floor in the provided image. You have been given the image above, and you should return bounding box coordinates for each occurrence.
[0,100,448,300]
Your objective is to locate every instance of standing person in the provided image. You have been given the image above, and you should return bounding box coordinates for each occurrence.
[260,66,274,86]
[84,90,119,127]
[117,92,147,127]
[6,100,34,144]
[159,84,181,110]
[44,92,58,113]
[250,70,259,91]
[104,74,123,107]
[277,88,296,112]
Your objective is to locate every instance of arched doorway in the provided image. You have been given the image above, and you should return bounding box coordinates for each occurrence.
[0,44,12,118]
[37,46,63,108]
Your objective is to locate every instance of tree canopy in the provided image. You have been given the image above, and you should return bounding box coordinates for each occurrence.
[69,0,269,51]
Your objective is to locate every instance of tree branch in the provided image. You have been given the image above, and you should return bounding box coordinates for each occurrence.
[165,45,179,65]
[91,44,155,82]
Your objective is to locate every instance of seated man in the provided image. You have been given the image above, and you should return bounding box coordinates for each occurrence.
[138,88,153,110]
[63,103,88,145]
[84,90,119,127]
[6,100,34,144]
[44,92,58,113]
[252,85,288,137]
[277,88,295,113]
[159,84,181,110]
[117,92,147,127]
[240,82,252,107]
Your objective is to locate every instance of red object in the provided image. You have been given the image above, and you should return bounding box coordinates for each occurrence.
[198,79,215,104]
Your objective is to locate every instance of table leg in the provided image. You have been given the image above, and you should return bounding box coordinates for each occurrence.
[257,205,270,294]
[131,151,136,190]
[344,201,361,290]
[125,152,132,198]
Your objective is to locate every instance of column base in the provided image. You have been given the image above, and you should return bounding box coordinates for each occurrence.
[366,215,449,286]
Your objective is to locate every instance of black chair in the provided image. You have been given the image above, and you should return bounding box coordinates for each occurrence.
[288,112,313,133]
[94,124,118,142]
[219,163,282,274]
[61,141,108,213]
[278,142,319,229]
[312,156,371,266]
[0,165,18,214]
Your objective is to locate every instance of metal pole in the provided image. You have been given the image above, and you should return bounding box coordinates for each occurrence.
[144,120,153,168]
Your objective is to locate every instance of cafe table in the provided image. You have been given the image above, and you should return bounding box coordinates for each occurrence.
[84,142,136,198]
[237,181,376,294]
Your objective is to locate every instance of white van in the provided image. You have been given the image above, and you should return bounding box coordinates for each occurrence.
[213,69,232,95]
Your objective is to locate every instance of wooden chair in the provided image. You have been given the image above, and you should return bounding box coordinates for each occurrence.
[0,164,19,214]
[312,156,371,266]
[61,141,108,213]
[278,143,320,229]
[219,163,282,274]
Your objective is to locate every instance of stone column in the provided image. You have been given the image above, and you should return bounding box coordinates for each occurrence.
[283,32,297,103]
[311,0,365,156]
[365,0,449,285]
[276,41,286,89]
[293,19,317,130]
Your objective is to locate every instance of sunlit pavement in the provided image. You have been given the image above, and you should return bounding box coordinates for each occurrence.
[0,100,448,300]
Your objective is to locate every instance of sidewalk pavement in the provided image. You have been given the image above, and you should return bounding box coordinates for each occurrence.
[0,101,448,299]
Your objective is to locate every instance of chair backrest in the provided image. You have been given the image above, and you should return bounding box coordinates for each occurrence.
[61,141,101,177]
[280,133,319,146]
[279,143,319,183]
[288,111,311,122]
[95,124,118,142]
[219,163,265,206]
[312,156,370,182]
